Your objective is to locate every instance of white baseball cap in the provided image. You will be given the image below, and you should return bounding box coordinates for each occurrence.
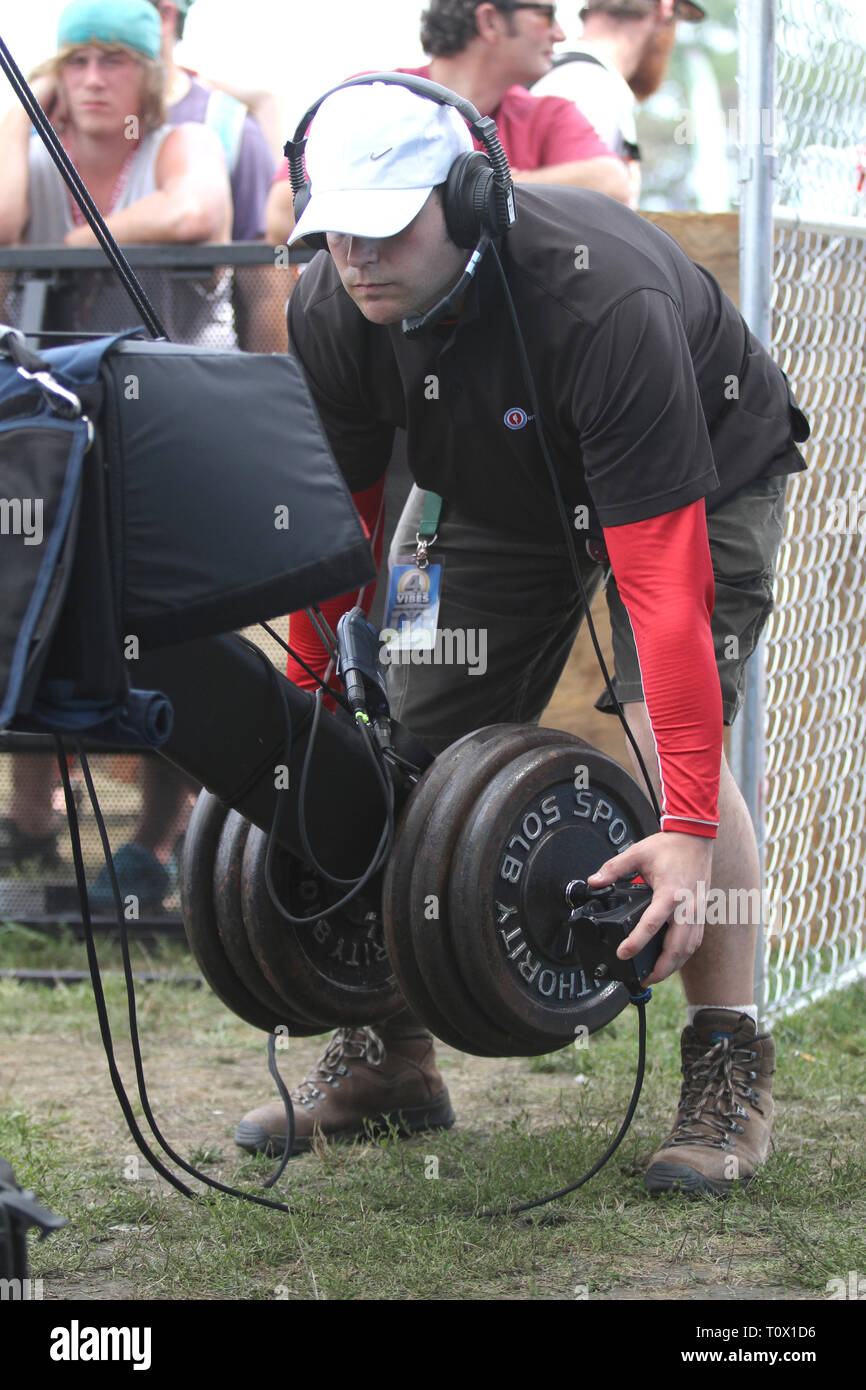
[288,82,474,245]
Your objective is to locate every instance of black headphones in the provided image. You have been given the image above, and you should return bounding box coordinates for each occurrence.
[285,71,517,254]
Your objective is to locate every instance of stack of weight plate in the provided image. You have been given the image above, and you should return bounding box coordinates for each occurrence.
[181,725,658,1056]
[382,725,658,1056]
[181,792,402,1036]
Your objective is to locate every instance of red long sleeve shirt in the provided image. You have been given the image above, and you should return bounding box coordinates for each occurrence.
[285,478,385,697]
[601,500,722,838]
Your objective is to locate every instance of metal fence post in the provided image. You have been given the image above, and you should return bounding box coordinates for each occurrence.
[734,0,776,1021]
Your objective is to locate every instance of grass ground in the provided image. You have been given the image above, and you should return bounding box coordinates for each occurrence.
[1,919,864,1302]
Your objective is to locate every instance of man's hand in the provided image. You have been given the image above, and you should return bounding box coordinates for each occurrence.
[30,73,61,122]
[587,830,714,984]
[63,223,97,247]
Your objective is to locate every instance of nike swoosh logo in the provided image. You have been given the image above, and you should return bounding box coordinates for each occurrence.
[370,147,393,160]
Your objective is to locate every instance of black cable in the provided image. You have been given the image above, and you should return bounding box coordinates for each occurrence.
[0,35,167,340]
[257,625,425,776]
[0,37,311,1211]
[262,1032,295,1189]
[475,995,649,1219]
[70,740,299,1213]
[53,739,198,1202]
[255,623,353,718]
[489,243,662,825]
[296,688,394,889]
[307,605,339,660]
[241,641,395,921]
[381,747,424,782]
[264,683,395,920]
[58,724,647,1221]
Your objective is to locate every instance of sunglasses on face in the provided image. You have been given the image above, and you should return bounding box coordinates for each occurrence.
[497,3,559,24]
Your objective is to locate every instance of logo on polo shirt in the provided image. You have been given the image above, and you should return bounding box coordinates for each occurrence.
[504,407,529,430]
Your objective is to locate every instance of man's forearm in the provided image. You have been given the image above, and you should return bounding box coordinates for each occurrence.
[64,186,226,246]
[602,501,723,838]
[514,157,632,203]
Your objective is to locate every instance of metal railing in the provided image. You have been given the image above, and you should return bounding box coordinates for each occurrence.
[0,242,312,353]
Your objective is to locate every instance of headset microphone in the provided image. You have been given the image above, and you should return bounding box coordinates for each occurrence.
[402,233,491,338]
[286,73,516,337]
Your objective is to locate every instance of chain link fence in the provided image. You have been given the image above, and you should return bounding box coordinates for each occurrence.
[749,0,866,1017]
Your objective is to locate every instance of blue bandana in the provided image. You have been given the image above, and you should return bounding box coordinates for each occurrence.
[57,0,162,61]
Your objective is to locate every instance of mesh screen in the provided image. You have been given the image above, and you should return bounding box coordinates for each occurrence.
[0,258,293,354]
[760,0,866,1017]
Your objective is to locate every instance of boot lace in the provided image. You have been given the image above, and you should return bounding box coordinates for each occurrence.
[291,1027,386,1107]
[665,1033,764,1151]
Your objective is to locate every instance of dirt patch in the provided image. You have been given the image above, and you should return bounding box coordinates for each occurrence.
[2,998,837,1303]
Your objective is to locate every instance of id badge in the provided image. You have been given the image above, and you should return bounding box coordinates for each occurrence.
[383,554,443,652]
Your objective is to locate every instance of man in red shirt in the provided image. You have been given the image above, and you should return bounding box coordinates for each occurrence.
[265,0,630,245]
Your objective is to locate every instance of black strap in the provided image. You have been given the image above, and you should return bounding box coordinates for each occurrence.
[551,50,608,70]
[0,325,49,374]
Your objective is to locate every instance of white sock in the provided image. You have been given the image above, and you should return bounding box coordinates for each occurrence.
[687,1004,758,1027]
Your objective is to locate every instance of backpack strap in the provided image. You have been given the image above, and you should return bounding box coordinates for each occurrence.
[551,50,608,70]
[0,325,49,374]
[0,325,84,419]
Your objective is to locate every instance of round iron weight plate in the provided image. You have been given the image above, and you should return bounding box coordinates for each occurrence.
[241,825,403,1027]
[212,809,323,1031]
[181,791,290,1034]
[448,743,659,1044]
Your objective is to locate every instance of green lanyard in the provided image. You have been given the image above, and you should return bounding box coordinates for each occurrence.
[415,490,442,570]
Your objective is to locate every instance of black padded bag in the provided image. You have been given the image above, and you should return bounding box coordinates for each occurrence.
[99,340,374,649]
[1,331,375,741]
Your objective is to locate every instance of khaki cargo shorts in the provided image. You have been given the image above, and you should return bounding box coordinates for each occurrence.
[386,474,789,754]
[595,473,789,725]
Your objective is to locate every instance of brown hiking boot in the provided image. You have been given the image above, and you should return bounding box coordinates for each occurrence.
[644,1008,775,1197]
[234,1025,455,1155]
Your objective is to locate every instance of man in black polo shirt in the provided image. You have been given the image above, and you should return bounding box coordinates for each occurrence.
[235,80,809,1197]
